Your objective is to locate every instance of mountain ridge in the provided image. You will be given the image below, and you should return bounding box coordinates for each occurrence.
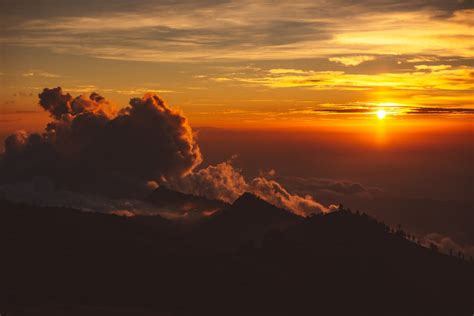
[0,196,472,315]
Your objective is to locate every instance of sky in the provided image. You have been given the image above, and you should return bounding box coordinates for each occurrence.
[0,0,473,201]
[1,0,473,129]
[0,0,473,254]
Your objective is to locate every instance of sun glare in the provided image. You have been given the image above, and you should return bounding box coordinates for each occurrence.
[376,109,386,119]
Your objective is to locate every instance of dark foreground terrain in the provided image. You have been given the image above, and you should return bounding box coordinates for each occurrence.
[0,193,473,316]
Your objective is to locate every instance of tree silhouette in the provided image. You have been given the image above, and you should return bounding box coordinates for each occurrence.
[395,224,406,238]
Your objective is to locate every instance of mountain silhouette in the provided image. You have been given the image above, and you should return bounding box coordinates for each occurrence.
[194,192,302,249]
[0,196,472,316]
[146,185,228,221]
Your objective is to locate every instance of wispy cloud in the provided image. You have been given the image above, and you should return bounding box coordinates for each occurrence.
[329,55,375,66]
[406,56,439,63]
[414,64,451,71]
[312,103,474,116]
[106,88,178,95]
[214,66,474,91]
[269,69,309,74]
[405,107,474,115]
[21,70,61,78]
[1,2,473,62]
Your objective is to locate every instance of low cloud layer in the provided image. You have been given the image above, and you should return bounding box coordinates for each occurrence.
[0,177,159,216]
[0,177,227,221]
[423,233,474,258]
[274,176,383,199]
[166,161,335,216]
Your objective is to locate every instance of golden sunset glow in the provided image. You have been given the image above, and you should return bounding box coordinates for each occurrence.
[376,110,387,120]
[0,1,473,133]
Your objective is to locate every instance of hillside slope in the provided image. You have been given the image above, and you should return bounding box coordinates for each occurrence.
[0,197,472,316]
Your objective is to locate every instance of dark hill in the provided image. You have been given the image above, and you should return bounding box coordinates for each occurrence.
[193,192,302,249]
[0,198,472,316]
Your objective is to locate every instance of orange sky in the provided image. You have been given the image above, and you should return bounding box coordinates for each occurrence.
[1,0,473,143]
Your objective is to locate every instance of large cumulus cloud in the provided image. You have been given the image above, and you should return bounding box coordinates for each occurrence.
[0,87,202,196]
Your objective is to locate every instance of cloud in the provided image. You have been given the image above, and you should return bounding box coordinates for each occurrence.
[21,70,61,78]
[0,176,228,221]
[13,91,33,97]
[423,233,474,257]
[269,69,308,74]
[329,55,375,66]
[312,103,474,116]
[0,177,161,216]
[275,176,382,198]
[249,176,336,216]
[216,66,474,91]
[414,64,451,71]
[0,87,202,197]
[406,56,439,63]
[405,107,474,114]
[206,66,473,116]
[111,88,177,95]
[1,2,473,62]
[166,161,333,216]
[166,161,248,203]
[314,107,374,114]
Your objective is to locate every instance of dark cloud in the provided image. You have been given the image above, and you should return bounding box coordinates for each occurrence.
[314,108,373,114]
[2,0,470,23]
[275,176,381,197]
[38,87,73,119]
[13,92,33,97]
[0,0,231,22]
[333,0,473,16]
[1,87,202,197]
[313,105,474,115]
[406,107,474,114]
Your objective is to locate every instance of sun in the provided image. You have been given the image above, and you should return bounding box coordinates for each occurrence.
[376,109,386,119]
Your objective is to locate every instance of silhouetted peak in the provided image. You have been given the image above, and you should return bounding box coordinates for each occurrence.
[228,192,299,220]
[232,192,268,208]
